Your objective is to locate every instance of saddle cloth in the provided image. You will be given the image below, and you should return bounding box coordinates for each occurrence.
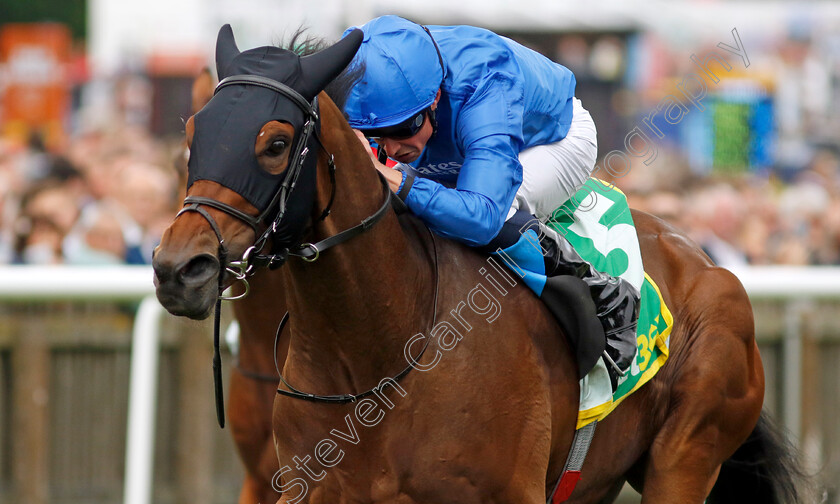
[546,179,673,429]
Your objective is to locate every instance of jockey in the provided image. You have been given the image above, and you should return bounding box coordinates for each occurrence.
[342,15,638,388]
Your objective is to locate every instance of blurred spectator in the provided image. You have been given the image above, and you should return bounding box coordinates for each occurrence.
[2,22,840,271]
[13,181,80,264]
[111,159,179,264]
[3,117,840,269]
[63,202,127,265]
[0,112,184,266]
[635,190,687,230]
[686,183,749,268]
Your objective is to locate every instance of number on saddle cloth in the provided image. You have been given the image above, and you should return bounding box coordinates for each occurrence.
[547,180,673,428]
[547,180,644,291]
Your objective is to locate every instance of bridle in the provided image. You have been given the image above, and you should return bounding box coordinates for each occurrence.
[178,74,398,286]
[180,74,325,290]
[175,73,406,426]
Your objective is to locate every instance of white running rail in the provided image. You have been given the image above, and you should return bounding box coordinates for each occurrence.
[0,265,839,504]
[0,266,159,504]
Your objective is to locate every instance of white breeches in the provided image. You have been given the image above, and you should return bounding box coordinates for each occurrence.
[508,98,598,221]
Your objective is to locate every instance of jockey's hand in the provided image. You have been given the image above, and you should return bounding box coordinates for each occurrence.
[353,129,403,193]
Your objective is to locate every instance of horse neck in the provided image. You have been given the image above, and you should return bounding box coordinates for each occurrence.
[281,98,435,384]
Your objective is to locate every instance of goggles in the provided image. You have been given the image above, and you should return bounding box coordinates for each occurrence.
[359,108,427,140]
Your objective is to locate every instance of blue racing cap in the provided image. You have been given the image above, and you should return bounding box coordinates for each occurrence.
[342,16,444,131]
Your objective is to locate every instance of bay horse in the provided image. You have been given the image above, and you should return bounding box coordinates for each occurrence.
[154,25,811,503]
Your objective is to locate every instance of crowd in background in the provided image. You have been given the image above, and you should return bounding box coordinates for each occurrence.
[0,125,183,265]
[620,146,840,267]
[2,25,840,268]
[2,121,839,268]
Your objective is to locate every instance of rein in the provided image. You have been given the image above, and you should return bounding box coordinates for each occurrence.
[273,226,439,403]
[245,169,392,268]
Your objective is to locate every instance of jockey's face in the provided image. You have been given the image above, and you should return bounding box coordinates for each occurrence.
[375,89,441,164]
[377,113,433,164]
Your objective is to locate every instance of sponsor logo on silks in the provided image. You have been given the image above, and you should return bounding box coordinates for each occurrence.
[545,179,673,429]
[414,161,462,176]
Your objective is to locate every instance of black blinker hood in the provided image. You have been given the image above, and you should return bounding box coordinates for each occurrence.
[187,25,363,225]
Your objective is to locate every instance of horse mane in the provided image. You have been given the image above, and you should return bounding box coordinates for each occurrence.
[281,28,365,114]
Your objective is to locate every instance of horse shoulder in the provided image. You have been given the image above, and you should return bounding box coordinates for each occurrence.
[427,231,580,469]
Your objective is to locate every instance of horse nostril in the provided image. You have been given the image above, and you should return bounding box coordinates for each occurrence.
[153,258,174,285]
[179,254,220,286]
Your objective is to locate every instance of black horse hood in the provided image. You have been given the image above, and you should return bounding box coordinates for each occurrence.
[187,25,362,212]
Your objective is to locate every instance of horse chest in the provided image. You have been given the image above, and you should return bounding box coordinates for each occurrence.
[275,386,545,504]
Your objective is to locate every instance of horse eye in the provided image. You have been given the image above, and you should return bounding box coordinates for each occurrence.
[266,139,287,157]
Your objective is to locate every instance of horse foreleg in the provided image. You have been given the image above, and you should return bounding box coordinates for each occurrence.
[239,475,270,504]
[229,371,282,504]
[639,269,764,504]
[236,444,282,504]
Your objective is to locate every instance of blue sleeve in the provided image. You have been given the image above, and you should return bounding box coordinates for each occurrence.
[405,72,525,246]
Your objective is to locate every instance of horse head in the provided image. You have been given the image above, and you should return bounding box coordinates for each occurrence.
[153,24,362,318]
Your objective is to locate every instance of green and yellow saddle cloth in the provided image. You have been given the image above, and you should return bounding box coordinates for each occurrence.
[551,179,672,428]
[502,178,673,429]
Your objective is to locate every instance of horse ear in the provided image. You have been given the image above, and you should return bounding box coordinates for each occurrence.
[191,67,217,113]
[215,24,240,80]
[298,29,363,100]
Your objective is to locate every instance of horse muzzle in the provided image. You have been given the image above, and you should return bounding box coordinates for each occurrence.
[152,251,221,319]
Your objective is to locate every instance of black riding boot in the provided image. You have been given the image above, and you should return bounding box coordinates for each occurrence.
[486,211,640,391]
[539,227,640,390]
